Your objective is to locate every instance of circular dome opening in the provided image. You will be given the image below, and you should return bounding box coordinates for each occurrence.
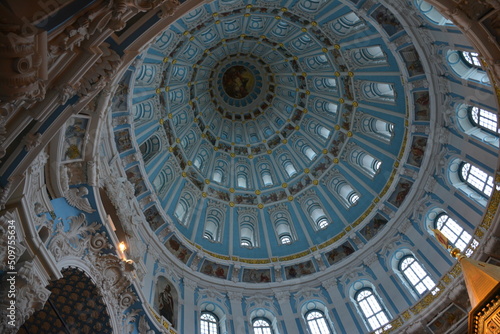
[222,65,256,99]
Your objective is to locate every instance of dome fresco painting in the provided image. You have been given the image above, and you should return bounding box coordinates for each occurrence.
[2,0,500,333]
[113,0,414,278]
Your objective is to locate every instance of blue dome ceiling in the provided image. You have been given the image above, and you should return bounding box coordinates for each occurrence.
[114,0,415,276]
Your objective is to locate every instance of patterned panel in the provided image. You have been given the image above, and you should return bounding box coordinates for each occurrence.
[18,268,111,334]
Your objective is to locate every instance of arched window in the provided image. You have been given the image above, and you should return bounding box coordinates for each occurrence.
[212,159,228,185]
[330,12,366,37]
[329,176,360,208]
[435,213,472,251]
[470,106,499,134]
[446,50,489,84]
[414,0,453,25]
[399,255,435,296]
[252,318,273,334]
[355,288,390,332]
[271,209,296,245]
[296,139,317,161]
[239,211,258,248]
[460,162,493,198]
[305,310,332,334]
[279,153,298,178]
[259,162,274,187]
[237,165,250,188]
[194,147,210,170]
[302,197,329,229]
[360,82,395,103]
[173,189,195,226]
[461,51,481,68]
[348,147,381,178]
[153,164,175,196]
[139,135,161,164]
[200,312,219,334]
[204,207,224,242]
[456,104,499,147]
[360,115,394,142]
[133,99,154,121]
[306,119,332,139]
[351,46,387,68]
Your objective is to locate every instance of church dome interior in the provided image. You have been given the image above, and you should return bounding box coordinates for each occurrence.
[0,0,500,333]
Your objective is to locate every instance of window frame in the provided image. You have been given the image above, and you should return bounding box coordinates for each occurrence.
[305,310,332,334]
[398,255,436,296]
[354,288,391,332]
[252,317,274,334]
[200,312,220,334]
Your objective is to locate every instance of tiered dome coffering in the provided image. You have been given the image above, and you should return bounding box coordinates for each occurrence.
[112,0,419,280]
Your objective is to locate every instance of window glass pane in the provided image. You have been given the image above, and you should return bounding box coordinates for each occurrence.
[435,214,472,251]
[462,51,481,67]
[400,256,435,295]
[201,313,218,334]
[461,162,493,197]
[356,289,390,331]
[306,311,331,334]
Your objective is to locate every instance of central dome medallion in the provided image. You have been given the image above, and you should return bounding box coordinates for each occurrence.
[222,65,256,99]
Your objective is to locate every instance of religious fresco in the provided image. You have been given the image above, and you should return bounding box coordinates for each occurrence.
[156,277,178,328]
[371,5,404,37]
[164,235,193,264]
[427,304,466,334]
[242,268,272,283]
[222,65,255,99]
[325,241,355,265]
[125,166,148,196]
[408,136,428,167]
[63,116,89,161]
[414,91,431,121]
[235,193,257,205]
[114,129,133,152]
[144,205,164,231]
[261,190,287,204]
[207,187,231,202]
[284,260,316,280]
[288,176,312,196]
[200,259,229,279]
[311,156,332,178]
[400,46,425,77]
[359,214,389,241]
[250,144,266,155]
[388,179,414,208]
[330,132,347,156]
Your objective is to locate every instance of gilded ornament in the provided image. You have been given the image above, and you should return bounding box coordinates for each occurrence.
[258,203,264,209]
[205,179,210,184]
[282,183,287,188]
[182,172,187,177]
[229,202,235,207]
[255,190,261,195]
[288,196,293,201]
